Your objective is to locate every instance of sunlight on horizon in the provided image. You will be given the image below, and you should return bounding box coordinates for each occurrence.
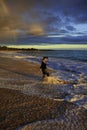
[8,44,87,50]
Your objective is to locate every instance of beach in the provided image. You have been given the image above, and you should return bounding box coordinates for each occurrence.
[0,51,87,130]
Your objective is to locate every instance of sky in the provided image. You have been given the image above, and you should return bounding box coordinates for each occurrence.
[0,0,87,49]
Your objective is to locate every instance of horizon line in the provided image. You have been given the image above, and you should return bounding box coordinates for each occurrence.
[7,44,87,50]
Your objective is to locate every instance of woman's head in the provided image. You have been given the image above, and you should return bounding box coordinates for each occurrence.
[42,57,48,62]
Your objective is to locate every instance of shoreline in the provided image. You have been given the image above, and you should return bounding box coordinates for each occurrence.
[0,54,87,130]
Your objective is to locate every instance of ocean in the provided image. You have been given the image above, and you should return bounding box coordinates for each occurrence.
[17,50,87,76]
[17,50,87,109]
[0,50,87,109]
[18,50,87,62]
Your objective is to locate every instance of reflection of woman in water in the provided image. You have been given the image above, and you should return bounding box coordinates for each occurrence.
[40,57,49,78]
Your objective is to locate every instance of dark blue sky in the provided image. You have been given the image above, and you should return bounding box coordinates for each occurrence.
[0,0,87,47]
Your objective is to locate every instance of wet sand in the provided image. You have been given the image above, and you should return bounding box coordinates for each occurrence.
[0,88,75,130]
[0,55,87,130]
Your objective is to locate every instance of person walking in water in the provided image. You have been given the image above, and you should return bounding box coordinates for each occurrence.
[40,57,49,79]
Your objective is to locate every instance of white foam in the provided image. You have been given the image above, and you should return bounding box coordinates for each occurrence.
[42,76,62,84]
[0,51,87,109]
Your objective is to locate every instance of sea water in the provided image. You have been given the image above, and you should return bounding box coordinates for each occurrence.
[0,50,87,109]
[16,50,87,109]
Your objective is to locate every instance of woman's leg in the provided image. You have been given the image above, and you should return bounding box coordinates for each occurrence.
[42,69,49,78]
[44,69,49,77]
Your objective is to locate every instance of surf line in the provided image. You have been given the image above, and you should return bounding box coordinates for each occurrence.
[42,76,78,85]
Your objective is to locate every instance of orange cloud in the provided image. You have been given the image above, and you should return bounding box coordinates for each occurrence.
[0,0,45,38]
[28,24,44,36]
[0,29,19,38]
[0,0,9,16]
[0,0,21,38]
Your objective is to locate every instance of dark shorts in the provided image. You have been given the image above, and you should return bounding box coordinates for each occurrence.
[42,69,49,77]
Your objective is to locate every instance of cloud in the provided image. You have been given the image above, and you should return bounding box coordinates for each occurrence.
[61,0,87,24]
[0,29,19,38]
[0,15,24,38]
[0,0,9,16]
[66,26,76,31]
[27,24,44,36]
[60,35,87,43]
[59,29,68,34]
[0,0,22,38]
[0,0,48,38]
[0,0,87,45]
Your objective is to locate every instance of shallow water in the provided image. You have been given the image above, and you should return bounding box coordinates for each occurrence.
[17,51,87,110]
[0,51,87,110]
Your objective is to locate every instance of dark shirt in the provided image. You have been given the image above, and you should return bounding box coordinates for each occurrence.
[40,61,46,70]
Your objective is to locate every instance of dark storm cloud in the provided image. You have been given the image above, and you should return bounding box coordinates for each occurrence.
[61,0,87,24]
[0,0,87,44]
[59,29,68,33]
[2,0,87,30]
[66,26,76,31]
[64,36,87,43]
[13,35,87,45]
[46,0,87,25]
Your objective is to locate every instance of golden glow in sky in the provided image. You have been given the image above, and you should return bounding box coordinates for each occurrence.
[8,44,87,50]
[0,0,87,46]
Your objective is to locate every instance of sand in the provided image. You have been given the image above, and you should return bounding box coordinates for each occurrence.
[0,88,74,130]
[0,55,87,130]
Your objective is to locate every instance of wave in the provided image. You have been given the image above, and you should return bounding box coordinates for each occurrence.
[1,51,87,110]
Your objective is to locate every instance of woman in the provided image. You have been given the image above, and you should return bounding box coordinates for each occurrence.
[40,57,49,78]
